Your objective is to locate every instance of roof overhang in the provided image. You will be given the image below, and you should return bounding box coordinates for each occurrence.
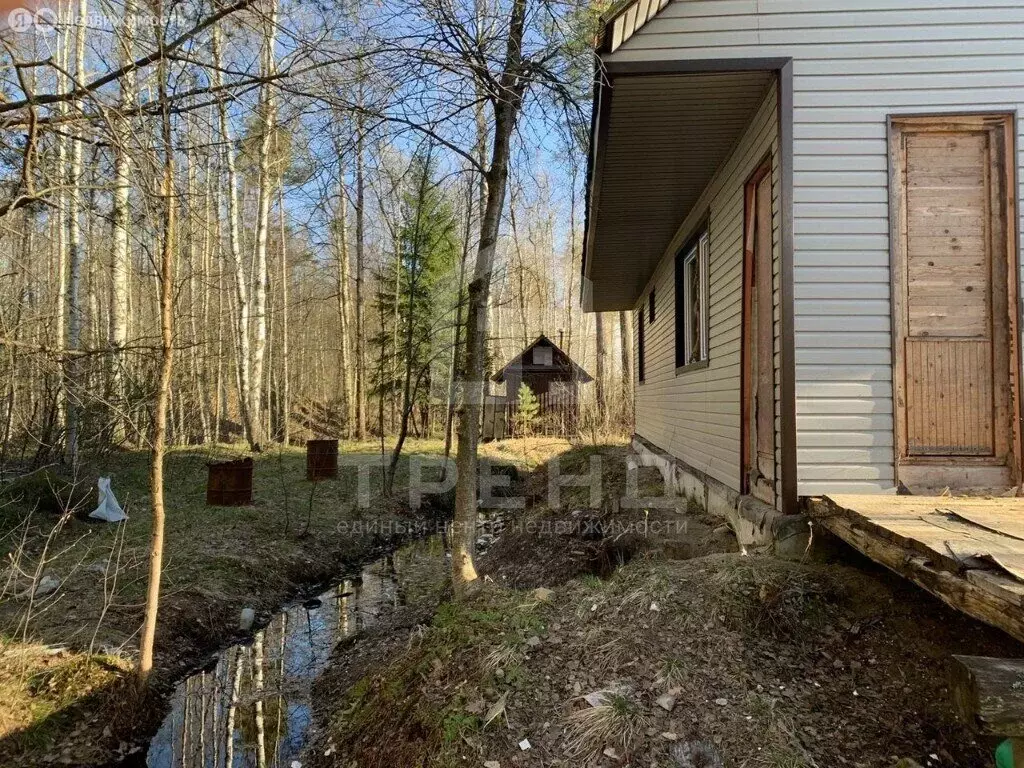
[582,65,775,312]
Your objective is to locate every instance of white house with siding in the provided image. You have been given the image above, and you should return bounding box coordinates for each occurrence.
[583,0,1024,530]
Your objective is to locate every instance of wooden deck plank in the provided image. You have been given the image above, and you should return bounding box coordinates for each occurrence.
[946,507,1024,542]
[811,495,1024,644]
[986,554,1024,583]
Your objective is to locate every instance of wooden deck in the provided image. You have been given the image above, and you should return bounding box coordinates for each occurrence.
[810,495,1024,644]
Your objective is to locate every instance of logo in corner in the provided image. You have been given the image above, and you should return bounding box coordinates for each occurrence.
[7,7,34,32]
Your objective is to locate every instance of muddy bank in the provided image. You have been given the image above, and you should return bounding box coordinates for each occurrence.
[0,443,458,767]
[308,444,1024,768]
[127,537,448,768]
[310,553,1024,768]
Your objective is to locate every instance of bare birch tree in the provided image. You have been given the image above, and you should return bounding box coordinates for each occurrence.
[138,4,177,688]
[250,0,280,451]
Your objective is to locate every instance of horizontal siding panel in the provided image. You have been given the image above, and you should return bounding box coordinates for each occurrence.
[796,87,1024,108]
[798,397,893,415]
[794,233,890,251]
[796,170,888,186]
[798,414,892,430]
[795,315,890,333]
[795,155,888,173]
[608,40,1024,62]
[763,0,1024,13]
[796,379,894,400]
[795,299,890,316]
[797,364,893,382]
[796,332,891,349]
[797,464,894,481]
[794,187,887,203]
[796,268,889,284]
[608,1,1024,496]
[798,481,896,495]
[794,252,890,268]
[795,55,1024,76]
[798,447,894,464]
[795,218,888,235]
[796,202,889,217]
[799,430,894,448]
[798,71,1024,91]
[633,82,779,503]
[797,140,887,156]
[795,349,893,365]
[794,282,890,301]
[758,10,1024,29]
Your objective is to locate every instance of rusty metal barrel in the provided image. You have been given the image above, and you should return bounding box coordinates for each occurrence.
[206,458,254,506]
[306,439,339,480]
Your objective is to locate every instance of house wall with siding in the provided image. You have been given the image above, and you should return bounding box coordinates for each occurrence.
[608,0,1024,495]
[633,83,780,503]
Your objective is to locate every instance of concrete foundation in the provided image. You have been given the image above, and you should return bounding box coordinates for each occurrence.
[632,435,810,558]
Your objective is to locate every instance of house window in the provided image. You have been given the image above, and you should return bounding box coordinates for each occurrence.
[637,307,645,383]
[533,346,552,366]
[648,290,656,324]
[675,230,710,368]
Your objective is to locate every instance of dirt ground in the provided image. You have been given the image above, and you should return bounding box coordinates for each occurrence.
[0,437,569,766]
[310,443,1024,768]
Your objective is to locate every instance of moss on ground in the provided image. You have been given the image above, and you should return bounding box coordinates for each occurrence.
[0,437,569,765]
[310,444,1021,768]
[319,587,553,768]
[315,552,1019,768]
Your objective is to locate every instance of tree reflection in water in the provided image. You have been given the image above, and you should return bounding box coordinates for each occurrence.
[145,537,445,767]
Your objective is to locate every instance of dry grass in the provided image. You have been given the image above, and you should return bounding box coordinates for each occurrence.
[478,436,577,470]
[482,641,521,673]
[0,642,135,759]
[709,558,836,641]
[0,437,534,764]
[309,442,1017,768]
[562,687,650,761]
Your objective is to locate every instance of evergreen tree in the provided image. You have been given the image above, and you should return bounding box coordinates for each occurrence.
[371,150,461,433]
[515,383,540,436]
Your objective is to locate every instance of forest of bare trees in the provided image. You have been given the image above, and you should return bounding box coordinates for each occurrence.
[0,0,632,461]
[0,0,637,677]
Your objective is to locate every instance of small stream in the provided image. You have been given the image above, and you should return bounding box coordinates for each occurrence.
[140,537,446,768]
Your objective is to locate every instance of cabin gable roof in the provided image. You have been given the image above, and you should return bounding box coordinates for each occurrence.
[492,335,594,384]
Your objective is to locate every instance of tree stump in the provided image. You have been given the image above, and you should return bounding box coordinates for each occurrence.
[951,655,1024,736]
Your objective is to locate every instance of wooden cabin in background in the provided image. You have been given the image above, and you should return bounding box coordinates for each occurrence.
[483,335,593,439]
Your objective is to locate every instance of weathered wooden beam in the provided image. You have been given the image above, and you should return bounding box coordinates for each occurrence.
[951,655,1024,738]
[817,514,1024,644]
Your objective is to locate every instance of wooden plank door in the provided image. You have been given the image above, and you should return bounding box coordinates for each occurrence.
[890,114,1020,488]
[742,161,776,504]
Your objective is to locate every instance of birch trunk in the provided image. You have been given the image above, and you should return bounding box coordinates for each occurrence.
[334,168,355,434]
[354,104,367,440]
[250,0,279,450]
[211,27,257,449]
[52,7,68,452]
[618,310,632,426]
[64,0,88,465]
[277,185,289,444]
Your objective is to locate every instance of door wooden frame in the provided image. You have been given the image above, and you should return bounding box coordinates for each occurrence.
[741,156,774,499]
[887,112,1021,488]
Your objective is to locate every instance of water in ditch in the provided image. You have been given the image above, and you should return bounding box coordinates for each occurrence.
[142,536,446,767]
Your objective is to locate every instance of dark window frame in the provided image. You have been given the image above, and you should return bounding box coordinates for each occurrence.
[675,224,711,372]
[648,290,656,324]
